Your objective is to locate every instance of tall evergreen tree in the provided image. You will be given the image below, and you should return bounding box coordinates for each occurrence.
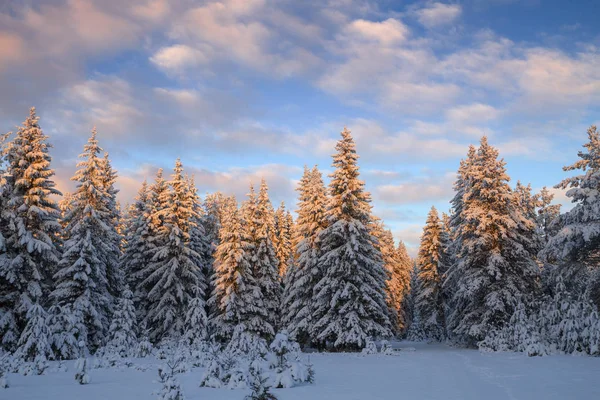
[132,171,168,322]
[211,196,266,341]
[282,166,328,346]
[541,126,600,306]
[395,241,412,335]
[414,206,446,341]
[52,129,114,351]
[140,159,205,342]
[443,145,476,337]
[201,192,225,325]
[242,180,280,339]
[536,186,561,245]
[447,137,540,345]
[274,202,293,277]
[0,108,61,351]
[99,153,123,297]
[311,128,392,351]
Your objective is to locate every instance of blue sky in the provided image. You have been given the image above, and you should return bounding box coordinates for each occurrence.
[1,0,599,254]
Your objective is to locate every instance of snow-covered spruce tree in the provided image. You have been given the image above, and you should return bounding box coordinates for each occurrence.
[448,137,540,345]
[311,128,392,351]
[201,192,225,324]
[141,159,206,343]
[443,144,476,340]
[105,287,137,357]
[406,263,426,341]
[121,180,153,311]
[0,108,61,351]
[282,165,328,347]
[394,241,412,336]
[250,180,281,337]
[370,219,401,334]
[134,169,168,322]
[268,330,313,388]
[514,181,544,257]
[51,129,115,352]
[274,202,293,277]
[414,206,446,341]
[536,186,561,246]
[211,196,266,342]
[99,152,123,297]
[47,304,79,360]
[15,303,52,362]
[541,126,600,306]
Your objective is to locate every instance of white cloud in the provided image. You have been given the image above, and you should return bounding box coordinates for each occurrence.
[150,44,211,74]
[414,2,462,28]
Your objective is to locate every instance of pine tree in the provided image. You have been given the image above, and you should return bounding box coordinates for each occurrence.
[121,181,152,310]
[15,303,52,362]
[514,181,543,256]
[105,287,137,357]
[541,126,600,306]
[282,166,328,346]
[140,159,205,342]
[134,170,169,321]
[0,108,61,351]
[47,304,79,360]
[370,220,401,334]
[211,196,266,341]
[201,192,225,322]
[447,137,540,345]
[251,180,281,337]
[536,186,561,245]
[274,202,293,277]
[99,153,123,298]
[443,145,476,337]
[394,241,412,335]
[52,129,114,352]
[414,206,446,341]
[311,128,392,351]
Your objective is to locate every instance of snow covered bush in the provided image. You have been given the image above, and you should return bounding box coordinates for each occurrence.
[380,340,394,355]
[156,360,185,400]
[361,339,378,355]
[268,331,313,388]
[75,358,91,384]
[245,364,278,400]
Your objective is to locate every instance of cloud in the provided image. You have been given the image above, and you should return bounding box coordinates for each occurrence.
[150,44,212,74]
[414,2,462,28]
[346,18,409,44]
[373,172,456,205]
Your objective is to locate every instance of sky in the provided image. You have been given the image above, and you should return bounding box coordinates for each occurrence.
[1,0,599,255]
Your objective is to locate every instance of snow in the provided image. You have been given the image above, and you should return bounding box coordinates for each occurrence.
[5,342,600,400]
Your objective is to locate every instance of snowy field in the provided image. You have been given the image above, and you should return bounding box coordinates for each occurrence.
[6,342,600,400]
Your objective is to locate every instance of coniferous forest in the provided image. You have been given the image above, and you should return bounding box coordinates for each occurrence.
[1,108,600,396]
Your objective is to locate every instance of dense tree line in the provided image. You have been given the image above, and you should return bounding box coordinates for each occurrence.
[1,108,599,362]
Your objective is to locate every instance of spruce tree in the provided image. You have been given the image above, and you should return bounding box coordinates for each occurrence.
[52,128,113,351]
[443,145,476,331]
[311,128,392,350]
[99,153,123,297]
[274,202,293,277]
[140,159,205,342]
[16,303,53,362]
[0,108,61,351]
[211,196,266,341]
[541,126,600,305]
[134,170,168,320]
[447,137,540,345]
[395,241,412,335]
[121,181,152,309]
[536,186,561,245]
[252,180,281,337]
[282,166,328,346]
[414,206,446,341]
[201,192,225,321]
[105,287,137,357]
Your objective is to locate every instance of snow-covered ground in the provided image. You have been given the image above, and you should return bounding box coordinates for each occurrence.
[6,342,600,400]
